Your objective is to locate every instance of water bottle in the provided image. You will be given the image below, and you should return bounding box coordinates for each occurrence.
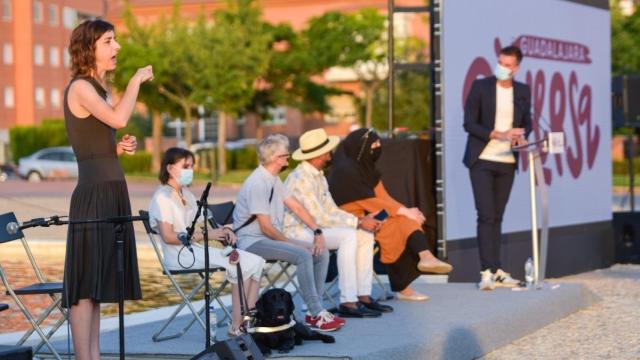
[209,303,217,328]
[524,257,534,288]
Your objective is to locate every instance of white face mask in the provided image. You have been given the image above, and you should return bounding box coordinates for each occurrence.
[177,168,193,186]
[494,63,512,81]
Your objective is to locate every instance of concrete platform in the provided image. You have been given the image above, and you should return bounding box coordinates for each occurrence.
[1,281,598,360]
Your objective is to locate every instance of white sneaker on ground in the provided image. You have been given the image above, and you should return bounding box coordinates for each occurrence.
[493,269,520,288]
[478,269,495,291]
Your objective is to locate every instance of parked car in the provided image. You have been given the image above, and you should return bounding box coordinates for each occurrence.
[18,146,78,182]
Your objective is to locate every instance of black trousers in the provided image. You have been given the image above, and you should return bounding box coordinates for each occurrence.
[469,159,516,272]
[385,231,429,291]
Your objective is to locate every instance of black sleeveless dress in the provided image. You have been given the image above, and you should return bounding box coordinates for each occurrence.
[62,76,142,307]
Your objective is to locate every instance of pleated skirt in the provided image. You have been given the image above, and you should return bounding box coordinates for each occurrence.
[62,158,141,307]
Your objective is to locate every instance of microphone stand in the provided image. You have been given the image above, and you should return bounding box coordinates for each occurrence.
[57,214,148,360]
[187,182,213,348]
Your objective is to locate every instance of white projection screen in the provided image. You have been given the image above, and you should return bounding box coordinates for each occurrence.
[441,0,611,241]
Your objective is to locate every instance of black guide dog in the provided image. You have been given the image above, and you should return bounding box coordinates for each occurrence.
[251,288,335,355]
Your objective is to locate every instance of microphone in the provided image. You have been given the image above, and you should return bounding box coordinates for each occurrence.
[6,216,61,235]
[513,96,552,132]
[177,232,194,253]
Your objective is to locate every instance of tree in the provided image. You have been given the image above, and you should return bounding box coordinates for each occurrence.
[201,0,271,175]
[114,3,186,171]
[303,9,387,128]
[244,22,343,136]
[364,36,431,132]
[612,0,640,74]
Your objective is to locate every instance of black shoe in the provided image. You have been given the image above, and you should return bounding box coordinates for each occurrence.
[360,300,394,313]
[337,303,381,318]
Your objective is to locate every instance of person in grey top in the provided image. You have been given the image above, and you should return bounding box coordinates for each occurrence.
[233,134,345,332]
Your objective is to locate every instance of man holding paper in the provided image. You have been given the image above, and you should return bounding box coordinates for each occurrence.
[463,45,532,290]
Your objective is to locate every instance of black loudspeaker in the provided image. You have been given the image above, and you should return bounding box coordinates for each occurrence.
[612,75,640,128]
[0,345,33,360]
[192,335,264,360]
[613,212,640,263]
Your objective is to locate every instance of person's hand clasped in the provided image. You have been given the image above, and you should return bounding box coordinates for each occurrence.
[118,134,137,155]
[312,234,326,256]
[223,227,237,246]
[399,207,426,225]
[359,213,382,233]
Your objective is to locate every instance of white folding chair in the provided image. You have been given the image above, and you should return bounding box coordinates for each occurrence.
[0,212,68,360]
[139,210,231,342]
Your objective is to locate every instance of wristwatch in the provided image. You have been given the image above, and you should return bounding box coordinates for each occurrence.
[313,228,323,236]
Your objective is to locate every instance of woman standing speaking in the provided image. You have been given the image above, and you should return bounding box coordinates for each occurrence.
[62,19,153,359]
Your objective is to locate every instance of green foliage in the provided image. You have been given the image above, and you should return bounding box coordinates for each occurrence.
[303,9,386,69]
[9,119,69,162]
[116,112,152,150]
[365,71,431,131]
[613,158,640,175]
[195,146,258,171]
[119,151,152,173]
[202,0,272,116]
[611,1,640,75]
[232,146,258,170]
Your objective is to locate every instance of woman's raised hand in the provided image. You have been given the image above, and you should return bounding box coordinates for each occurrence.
[134,65,154,84]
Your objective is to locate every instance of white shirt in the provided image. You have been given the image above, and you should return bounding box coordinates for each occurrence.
[479,84,516,163]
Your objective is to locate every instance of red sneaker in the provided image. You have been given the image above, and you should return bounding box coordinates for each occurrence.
[304,310,343,332]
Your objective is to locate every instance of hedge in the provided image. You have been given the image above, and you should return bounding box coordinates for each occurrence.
[119,151,152,173]
[613,158,640,175]
[9,119,69,162]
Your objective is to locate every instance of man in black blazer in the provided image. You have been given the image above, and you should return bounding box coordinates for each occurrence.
[463,46,532,290]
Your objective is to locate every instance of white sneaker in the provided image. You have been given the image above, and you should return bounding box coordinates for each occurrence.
[478,269,495,291]
[493,269,520,288]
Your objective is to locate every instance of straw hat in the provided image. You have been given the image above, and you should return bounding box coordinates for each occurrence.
[292,128,340,161]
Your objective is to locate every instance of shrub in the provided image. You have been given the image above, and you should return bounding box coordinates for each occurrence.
[119,151,152,173]
[613,158,640,175]
[9,119,69,162]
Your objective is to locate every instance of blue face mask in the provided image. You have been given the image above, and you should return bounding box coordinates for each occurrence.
[178,169,193,186]
[494,63,512,81]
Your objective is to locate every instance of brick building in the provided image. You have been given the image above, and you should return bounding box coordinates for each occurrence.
[0,0,106,163]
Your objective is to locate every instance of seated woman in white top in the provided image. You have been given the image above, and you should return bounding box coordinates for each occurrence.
[149,147,265,336]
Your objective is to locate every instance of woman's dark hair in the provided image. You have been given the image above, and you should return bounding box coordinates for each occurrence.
[68,19,115,78]
[159,147,195,184]
[500,45,523,64]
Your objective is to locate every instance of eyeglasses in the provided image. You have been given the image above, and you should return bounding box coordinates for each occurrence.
[277,153,290,159]
[356,128,374,161]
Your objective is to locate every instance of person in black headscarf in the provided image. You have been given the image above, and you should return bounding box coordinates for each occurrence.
[328,128,453,301]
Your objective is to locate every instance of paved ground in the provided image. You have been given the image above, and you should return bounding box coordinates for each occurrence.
[481,264,640,360]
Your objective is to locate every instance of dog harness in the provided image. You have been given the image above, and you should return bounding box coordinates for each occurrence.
[247,319,296,334]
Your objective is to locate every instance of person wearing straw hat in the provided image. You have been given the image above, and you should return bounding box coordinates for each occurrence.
[284,128,393,318]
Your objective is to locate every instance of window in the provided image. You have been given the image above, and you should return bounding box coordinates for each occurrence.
[2,43,11,65]
[61,152,76,162]
[49,47,59,67]
[48,4,58,26]
[35,87,45,108]
[4,87,14,108]
[33,1,43,24]
[50,88,60,108]
[63,47,70,68]
[264,107,287,125]
[62,7,77,29]
[39,151,62,161]
[34,44,43,65]
[1,0,11,21]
